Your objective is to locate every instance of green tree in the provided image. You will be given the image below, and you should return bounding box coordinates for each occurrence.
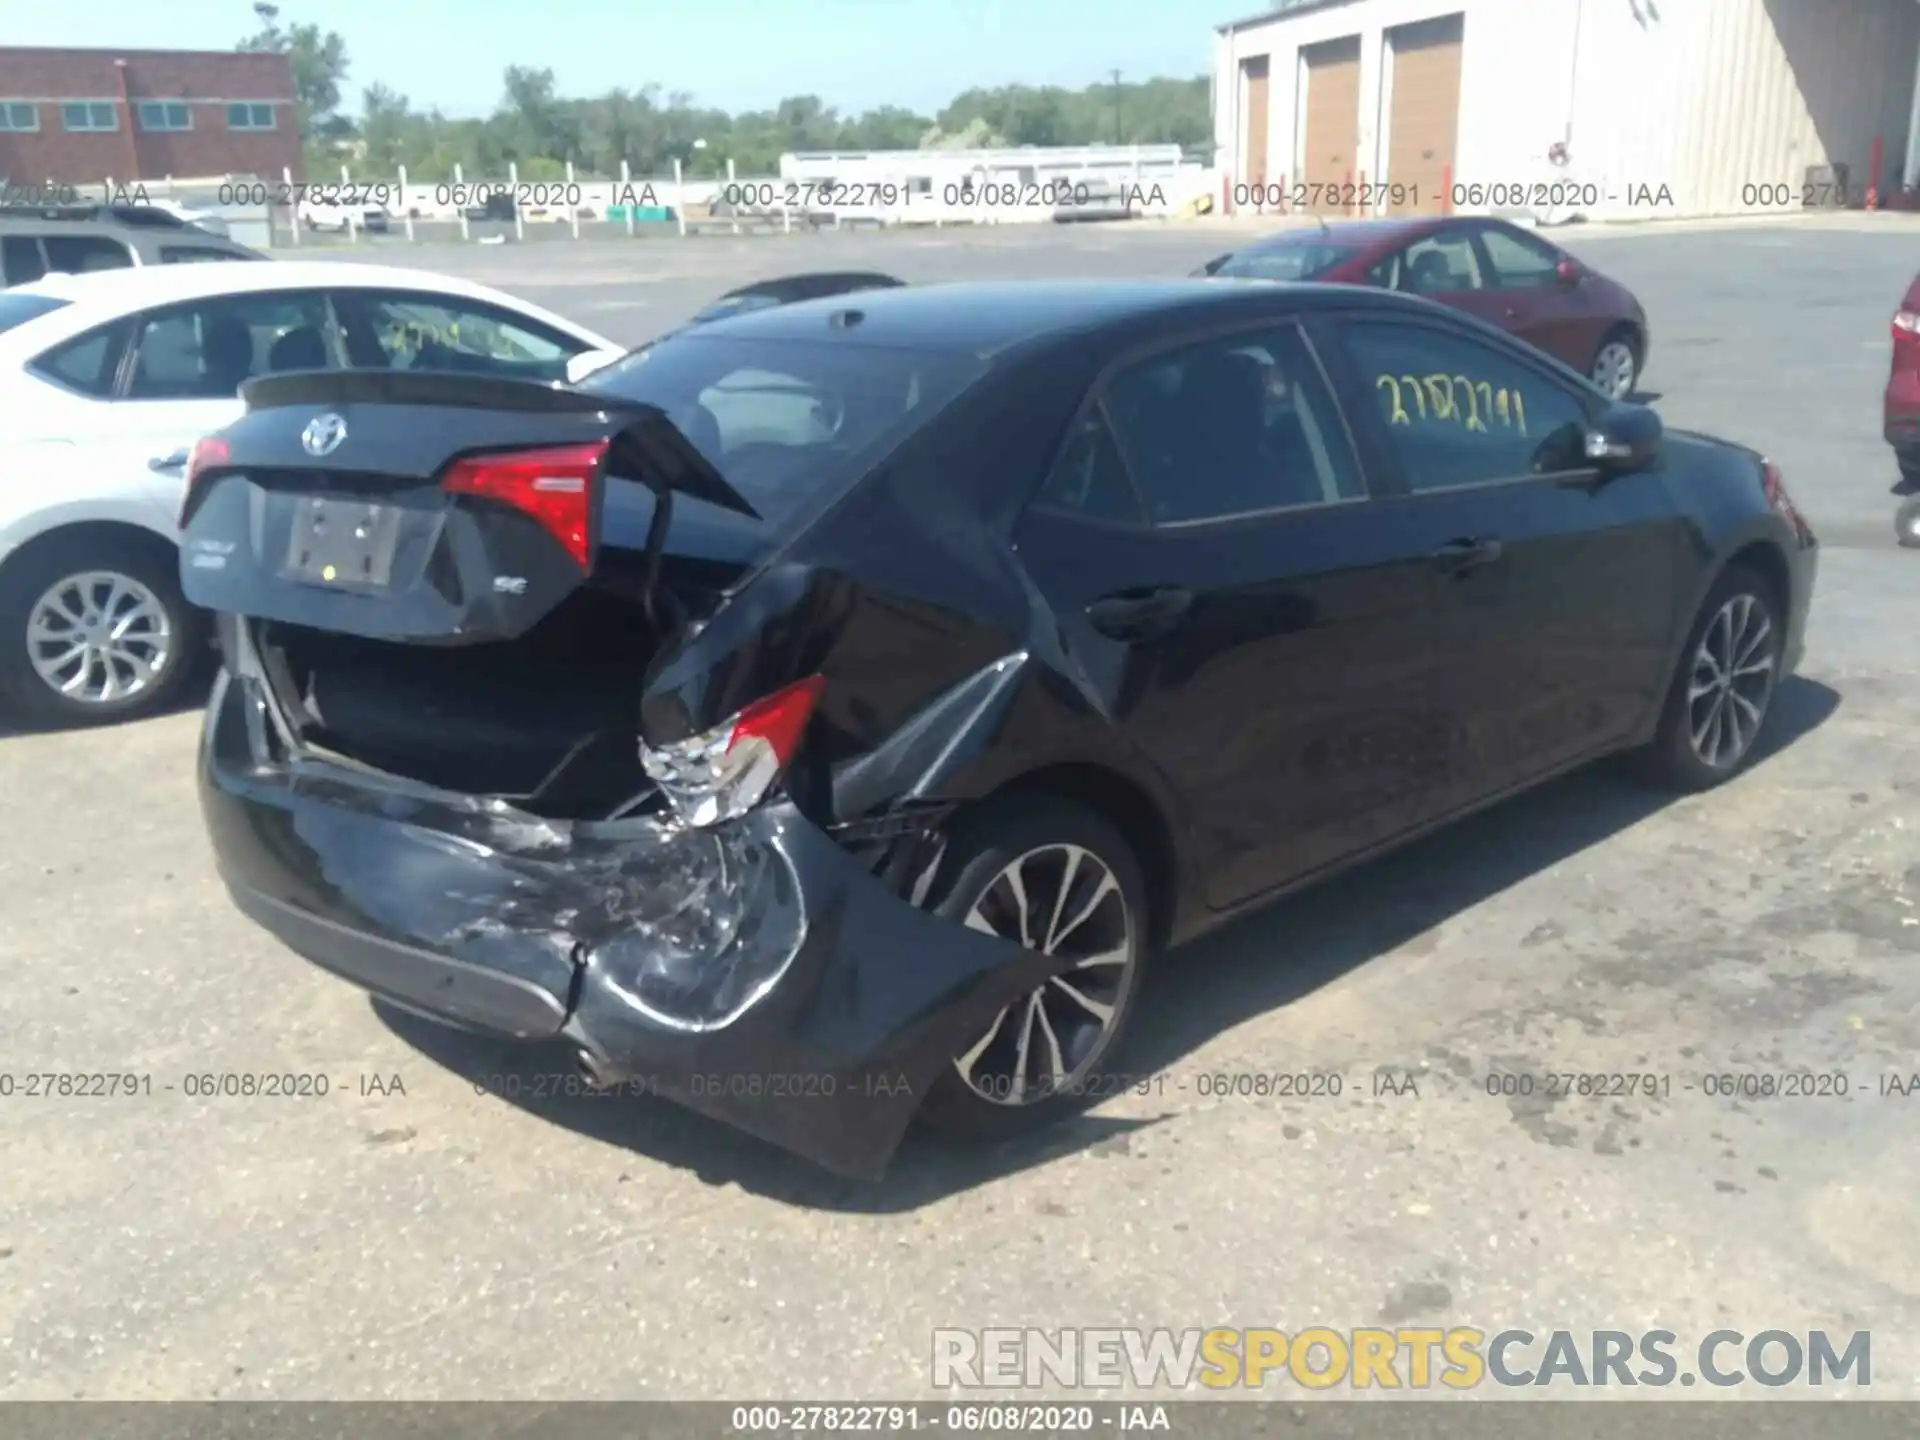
[237,2,352,167]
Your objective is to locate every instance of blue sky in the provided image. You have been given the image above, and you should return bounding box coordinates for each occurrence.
[12,0,1255,118]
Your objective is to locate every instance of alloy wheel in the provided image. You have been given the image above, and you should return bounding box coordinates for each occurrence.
[1592,340,1637,399]
[25,570,174,708]
[1685,592,1776,770]
[952,843,1135,1106]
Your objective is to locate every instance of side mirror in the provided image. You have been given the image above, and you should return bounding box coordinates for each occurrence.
[1584,401,1662,472]
[565,348,625,385]
[1555,258,1583,286]
[1194,254,1230,277]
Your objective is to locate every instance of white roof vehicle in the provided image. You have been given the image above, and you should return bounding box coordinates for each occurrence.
[0,260,626,726]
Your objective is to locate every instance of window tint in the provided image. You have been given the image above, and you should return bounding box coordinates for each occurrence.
[586,335,987,531]
[1035,409,1143,523]
[1342,322,1591,490]
[43,236,132,274]
[127,292,334,399]
[1478,226,1562,290]
[3,236,47,285]
[1104,326,1364,524]
[0,291,69,335]
[331,290,582,381]
[32,322,126,396]
[1397,232,1483,295]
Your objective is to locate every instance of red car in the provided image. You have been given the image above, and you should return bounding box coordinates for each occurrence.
[1883,272,1920,545]
[1198,216,1650,400]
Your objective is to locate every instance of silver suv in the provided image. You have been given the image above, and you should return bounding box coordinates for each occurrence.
[0,203,263,287]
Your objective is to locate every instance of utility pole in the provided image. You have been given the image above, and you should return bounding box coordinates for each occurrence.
[1110,70,1123,144]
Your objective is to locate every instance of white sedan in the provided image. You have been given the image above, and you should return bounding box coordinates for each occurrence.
[0,260,626,726]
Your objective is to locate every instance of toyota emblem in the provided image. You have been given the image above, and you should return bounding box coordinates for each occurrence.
[301,412,348,457]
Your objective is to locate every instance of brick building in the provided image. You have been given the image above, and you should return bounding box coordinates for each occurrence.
[0,47,300,188]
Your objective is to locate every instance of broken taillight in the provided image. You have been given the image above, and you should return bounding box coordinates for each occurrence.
[439,439,609,568]
[640,675,826,827]
[177,435,232,525]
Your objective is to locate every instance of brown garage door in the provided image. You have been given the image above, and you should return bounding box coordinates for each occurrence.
[1385,14,1464,215]
[1301,36,1361,214]
[1242,57,1271,193]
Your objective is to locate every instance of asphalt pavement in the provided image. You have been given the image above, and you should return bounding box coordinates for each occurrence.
[0,215,1916,1405]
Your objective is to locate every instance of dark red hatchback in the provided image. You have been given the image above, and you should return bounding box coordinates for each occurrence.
[1199,216,1650,400]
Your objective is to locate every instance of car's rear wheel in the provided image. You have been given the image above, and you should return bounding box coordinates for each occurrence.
[0,534,205,729]
[1897,497,1920,548]
[918,795,1151,1143]
[1590,328,1641,400]
[1638,565,1782,791]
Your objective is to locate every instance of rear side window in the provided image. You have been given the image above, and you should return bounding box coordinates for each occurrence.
[1103,325,1364,524]
[587,335,989,529]
[0,291,70,335]
[31,322,127,396]
[42,235,133,275]
[3,236,48,285]
[1034,410,1144,523]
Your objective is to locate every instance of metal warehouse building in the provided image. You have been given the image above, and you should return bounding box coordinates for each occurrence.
[1213,0,1920,219]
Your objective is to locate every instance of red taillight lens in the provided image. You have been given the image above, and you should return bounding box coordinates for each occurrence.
[177,435,231,524]
[1761,459,1809,535]
[439,439,609,568]
[728,674,826,768]
[640,674,826,826]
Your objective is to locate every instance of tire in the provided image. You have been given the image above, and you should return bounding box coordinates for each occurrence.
[0,532,207,729]
[1637,565,1783,792]
[917,795,1153,1144]
[1590,327,1641,401]
[1897,497,1920,549]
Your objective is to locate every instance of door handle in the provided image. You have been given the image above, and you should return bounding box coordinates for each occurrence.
[1086,587,1193,641]
[1429,537,1503,574]
[149,450,189,475]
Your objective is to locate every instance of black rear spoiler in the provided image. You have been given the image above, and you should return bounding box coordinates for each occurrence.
[237,369,759,519]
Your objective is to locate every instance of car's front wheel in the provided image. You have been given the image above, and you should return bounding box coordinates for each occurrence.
[0,533,205,729]
[1639,565,1782,791]
[1590,328,1641,400]
[918,795,1151,1143]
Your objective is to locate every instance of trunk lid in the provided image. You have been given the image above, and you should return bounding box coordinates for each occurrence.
[179,370,757,646]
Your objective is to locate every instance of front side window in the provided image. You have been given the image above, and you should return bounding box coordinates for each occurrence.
[1340,320,1591,490]
[1396,232,1484,296]
[1478,226,1563,290]
[42,236,132,275]
[331,290,582,382]
[135,100,191,132]
[61,101,118,132]
[1102,324,1364,524]
[0,102,38,132]
[126,291,334,400]
[226,102,276,131]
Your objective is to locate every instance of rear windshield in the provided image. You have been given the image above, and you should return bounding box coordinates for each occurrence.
[584,334,989,528]
[0,292,70,335]
[1213,242,1364,282]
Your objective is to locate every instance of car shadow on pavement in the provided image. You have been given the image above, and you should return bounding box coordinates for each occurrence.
[373,674,1840,1211]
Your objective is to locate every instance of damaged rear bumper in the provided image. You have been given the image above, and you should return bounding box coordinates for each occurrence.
[198,665,1050,1179]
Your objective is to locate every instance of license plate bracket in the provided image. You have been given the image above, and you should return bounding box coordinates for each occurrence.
[282,496,404,592]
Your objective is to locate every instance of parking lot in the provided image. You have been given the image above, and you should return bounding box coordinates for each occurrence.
[2,215,1917,1401]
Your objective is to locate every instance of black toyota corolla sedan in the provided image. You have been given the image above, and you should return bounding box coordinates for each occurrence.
[179,279,1817,1178]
